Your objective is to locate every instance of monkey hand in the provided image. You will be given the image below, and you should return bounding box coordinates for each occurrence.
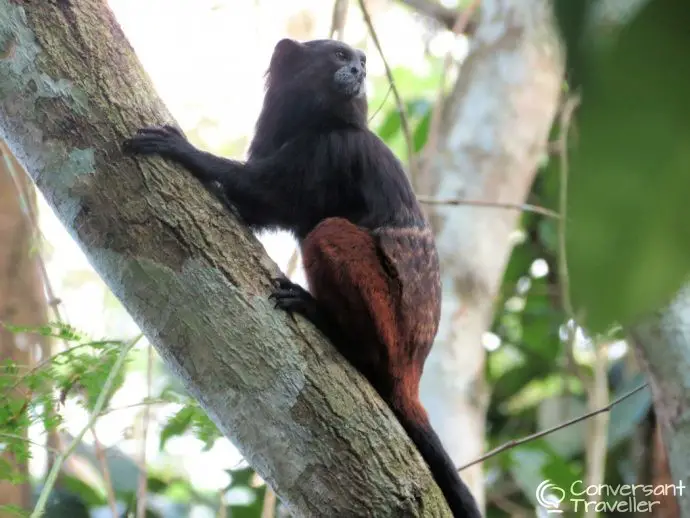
[122,125,191,159]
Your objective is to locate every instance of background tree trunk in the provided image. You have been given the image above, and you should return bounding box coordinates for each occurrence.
[0,141,49,512]
[418,1,564,511]
[0,2,451,516]
[631,284,690,517]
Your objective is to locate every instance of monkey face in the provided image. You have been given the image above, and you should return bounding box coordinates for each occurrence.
[269,39,367,100]
[330,46,367,98]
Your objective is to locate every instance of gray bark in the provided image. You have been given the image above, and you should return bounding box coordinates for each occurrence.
[631,285,690,518]
[0,1,451,516]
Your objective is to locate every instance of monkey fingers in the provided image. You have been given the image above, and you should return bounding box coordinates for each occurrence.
[136,125,185,137]
[121,125,188,157]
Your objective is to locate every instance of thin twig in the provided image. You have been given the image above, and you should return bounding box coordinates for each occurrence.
[0,433,60,455]
[556,95,589,387]
[91,427,119,517]
[356,0,416,177]
[136,343,155,518]
[584,340,610,518]
[217,490,227,518]
[556,94,581,319]
[3,340,119,398]
[417,195,561,219]
[458,383,648,471]
[97,398,170,417]
[285,248,300,278]
[329,0,349,40]
[397,0,477,33]
[368,84,393,123]
[30,334,142,518]
[261,487,277,518]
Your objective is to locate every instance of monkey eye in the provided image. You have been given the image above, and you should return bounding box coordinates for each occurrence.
[335,50,347,60]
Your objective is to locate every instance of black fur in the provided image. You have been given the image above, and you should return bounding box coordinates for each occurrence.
[122,40,420,240]
[122,38,480,518]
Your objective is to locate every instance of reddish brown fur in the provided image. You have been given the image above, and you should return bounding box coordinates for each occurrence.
[301,217,437,428]
[298,218,487,517]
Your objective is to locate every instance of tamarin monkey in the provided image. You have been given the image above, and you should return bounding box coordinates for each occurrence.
[123,38,481,517]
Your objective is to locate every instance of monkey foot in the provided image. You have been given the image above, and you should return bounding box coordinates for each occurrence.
[269,278,315,313]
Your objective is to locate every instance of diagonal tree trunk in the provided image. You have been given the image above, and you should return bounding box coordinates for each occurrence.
[0,2,451,516]
[418,1,563,511]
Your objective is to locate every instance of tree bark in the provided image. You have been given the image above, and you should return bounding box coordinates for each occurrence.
[418,1,564,511]
[630,285,690,518]
[0,1,450,516]
[0,142,47,513]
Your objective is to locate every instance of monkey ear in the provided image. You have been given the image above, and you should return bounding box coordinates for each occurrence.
[270,39,305,74]
[274,38,303,56]
[273,38,302,54]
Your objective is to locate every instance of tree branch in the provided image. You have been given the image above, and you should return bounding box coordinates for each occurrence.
[629,284,690,517]
[0,1,450,516]
[397,0,478,33]
[457,383,648,470]
[357,0,416,176]
[418,1,564,512]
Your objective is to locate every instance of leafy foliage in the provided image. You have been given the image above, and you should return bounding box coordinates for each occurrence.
[555,0,690,332]
[159,402,222,451]
[0,321,242,516]
[0,505,29,517]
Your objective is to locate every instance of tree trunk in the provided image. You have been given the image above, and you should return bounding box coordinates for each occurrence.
[419,1,564,511]
[631,284,690,518]
[0,142,48,512]
[0,2,451,516]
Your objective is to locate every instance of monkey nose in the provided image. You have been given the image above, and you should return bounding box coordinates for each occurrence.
[350,66,365,80]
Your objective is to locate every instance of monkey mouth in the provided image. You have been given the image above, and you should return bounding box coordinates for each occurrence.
[355,79,367,98]
[342,78,365,98]
[334,66,366,98]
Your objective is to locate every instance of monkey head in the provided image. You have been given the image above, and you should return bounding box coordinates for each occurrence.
[268,38,367,100]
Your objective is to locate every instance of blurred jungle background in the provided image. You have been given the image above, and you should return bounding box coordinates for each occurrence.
[1,0,689,516]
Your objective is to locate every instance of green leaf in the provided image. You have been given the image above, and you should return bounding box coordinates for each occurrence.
[159,406,196,450]
[0,505,29,517]
[376,109,402,142]
[566,0,690,332]
[413,111,431,153]
[59,474,106,507]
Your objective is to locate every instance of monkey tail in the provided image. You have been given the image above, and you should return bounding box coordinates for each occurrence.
[392,401,481,518]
